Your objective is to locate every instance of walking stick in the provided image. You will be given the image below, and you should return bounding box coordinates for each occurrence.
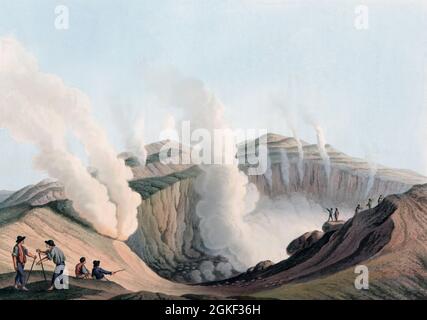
[113,269,125,274]
[38,252,47,281]
[25,256,37,286]
[105,269,125,281]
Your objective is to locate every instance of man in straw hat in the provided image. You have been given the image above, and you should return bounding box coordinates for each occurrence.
[11,235,37,291]
[37,240,66,291]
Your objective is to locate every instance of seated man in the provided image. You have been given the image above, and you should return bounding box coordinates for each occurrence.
[75,257,90,279]
[91,260,116,280]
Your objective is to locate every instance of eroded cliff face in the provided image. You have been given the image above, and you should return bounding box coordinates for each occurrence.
[211,184,427,299]
[127,177,233,283]
[239,134,425,208]
[247,161,412,207]
[2,136,425,286]
[125,136,426,283]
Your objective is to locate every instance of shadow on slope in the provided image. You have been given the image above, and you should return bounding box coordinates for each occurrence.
[0,271,129,300]
[205,184,427,299]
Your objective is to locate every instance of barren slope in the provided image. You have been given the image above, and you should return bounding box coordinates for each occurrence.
[0,207,212,296]
[2,135,426,290]
[212,184,427,299]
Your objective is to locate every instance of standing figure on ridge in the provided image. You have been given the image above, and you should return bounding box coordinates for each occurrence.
[355,204,361,215]
[37,240,66,291]
[367,198,373,209]
[12,236,37,291]
[325,208,334,222]
[334,208,340,221]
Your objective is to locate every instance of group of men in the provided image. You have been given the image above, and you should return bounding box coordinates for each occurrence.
[355,194,384,215]
[325,208,340,222]
[74,257,119,280]
[324,194,385,222]
[12,236,118,291]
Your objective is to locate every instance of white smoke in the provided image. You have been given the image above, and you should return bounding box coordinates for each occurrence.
[245,197,358,267]
[271,94,304,184]
[33,151,118,237]
[128,115,147,166]
[256,195,355,263]
[159,113,179,141]
[145,68,264,269]
[286,78,305,185]
[240,194,330,265]
[264,154,273,190]
[163,113,176,131]
[0,37,140,240]
[199,261,216,281]
[194,165,260,270]
[279,149,290,187]
[144,68,347,270]
[363,151,378,199]
[190,270,202,283]
[66,93,141,240]
[364,162,377,199]
[215,262,233,278]
[314,125,331,180]
[291,130,305,185]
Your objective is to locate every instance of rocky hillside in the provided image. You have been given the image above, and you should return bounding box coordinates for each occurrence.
[238,134,426,207]
[1,134,425,286]
[0,204,224,298]
[208,184,427,299]
[127,166,236,283]
[0,191,14,203]
[0,180,65,209]
[0,142,234,284]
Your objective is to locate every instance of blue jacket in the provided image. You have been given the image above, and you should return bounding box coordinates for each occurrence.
[92,267,112,280]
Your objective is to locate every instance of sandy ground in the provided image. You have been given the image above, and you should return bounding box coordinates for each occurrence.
[0,207,219,297]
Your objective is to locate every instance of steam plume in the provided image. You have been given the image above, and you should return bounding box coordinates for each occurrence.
[272,93,304,184]
[159,113,179,141]
[287,78,305,184]
[163,113,176,131]
[0,37,140,240]
[145,69,339,269]
[128,115,148,166]
[280,149,290,187]
[264,155,273,190]
[145,68,261,269]
[363,152,378,199]
[65,93,141,240]
[364,163,377,199]
[0,37,118,237]
[314,125,331,180]
[292,129,305,185]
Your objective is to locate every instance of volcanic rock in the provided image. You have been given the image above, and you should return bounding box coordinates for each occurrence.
[286,230,324,255]
[322,220,345,233]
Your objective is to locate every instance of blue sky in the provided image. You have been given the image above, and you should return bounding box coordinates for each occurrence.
[0,0,426,189]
